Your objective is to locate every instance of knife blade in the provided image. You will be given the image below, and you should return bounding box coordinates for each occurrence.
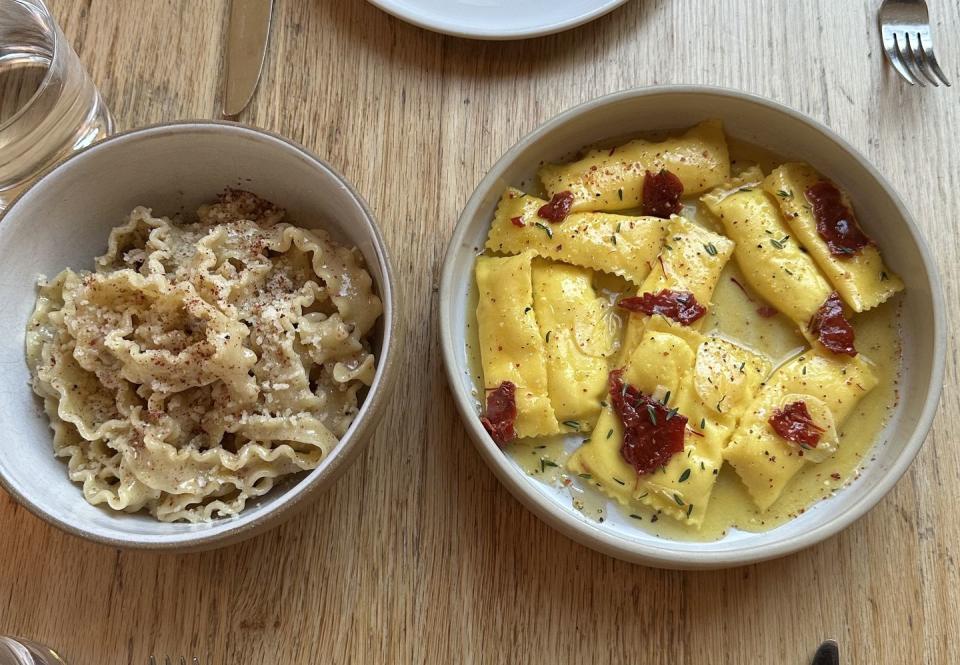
[222,0,274,118]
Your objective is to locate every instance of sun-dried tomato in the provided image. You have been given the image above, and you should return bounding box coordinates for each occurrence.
[537,191,575,222]
[510,216,525,227]
[480,381,517,446]
[608,369,686,475]
[809,292,857,356]
[618,289,707,326]
[642,169,684,218]
[805,180,871,257]
[769,400,824,448]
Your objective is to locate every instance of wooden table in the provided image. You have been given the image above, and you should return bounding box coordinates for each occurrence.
[2,1,958,662]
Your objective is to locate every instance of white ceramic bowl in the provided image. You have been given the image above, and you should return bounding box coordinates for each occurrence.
[0,122,398,551]
[439,86,945,569]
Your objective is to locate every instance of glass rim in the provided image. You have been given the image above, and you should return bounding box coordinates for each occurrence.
[0,0,60,134]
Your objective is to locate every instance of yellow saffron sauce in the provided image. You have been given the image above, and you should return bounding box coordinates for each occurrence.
[464,138,902,542]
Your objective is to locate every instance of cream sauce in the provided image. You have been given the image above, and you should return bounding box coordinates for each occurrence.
[466,137,902,542]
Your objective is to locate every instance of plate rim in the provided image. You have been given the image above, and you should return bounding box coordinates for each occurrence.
[366,0,629,40]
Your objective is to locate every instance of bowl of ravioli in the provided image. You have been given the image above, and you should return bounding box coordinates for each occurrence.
[439,86,944,568]
[0,122,397,550]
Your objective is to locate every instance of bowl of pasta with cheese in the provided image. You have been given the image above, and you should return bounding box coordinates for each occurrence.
[439,86,945,568]
[0,122,397,550]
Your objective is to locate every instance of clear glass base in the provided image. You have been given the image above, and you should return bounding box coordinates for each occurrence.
[0,637,67,665]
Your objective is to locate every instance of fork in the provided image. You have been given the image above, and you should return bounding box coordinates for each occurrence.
[147,658,204,665]
[879,0,951,86]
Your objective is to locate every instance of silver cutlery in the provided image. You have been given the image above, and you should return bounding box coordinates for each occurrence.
[221,0,275,117]
[879,0,951,87]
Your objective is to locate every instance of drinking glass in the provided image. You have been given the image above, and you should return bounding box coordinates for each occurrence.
[0,637,66,665]
[0,0,113,209]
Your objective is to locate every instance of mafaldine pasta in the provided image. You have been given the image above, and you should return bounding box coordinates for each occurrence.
[26,190,382,522]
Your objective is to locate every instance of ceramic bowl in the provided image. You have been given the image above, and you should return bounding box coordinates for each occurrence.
[0,121,398,551]
[439,86,945,569]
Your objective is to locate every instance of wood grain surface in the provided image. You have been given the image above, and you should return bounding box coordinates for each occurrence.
[2,1,958,663]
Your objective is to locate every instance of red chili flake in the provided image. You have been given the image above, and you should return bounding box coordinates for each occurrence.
[756,304,778,318]
[509,216,525,227]
[609,369,686,475]
[805,181,872,257]
[537,191,575,222]
[769,400,824,448]
[618,289,707,326]
[480,381,517,447]
[809,291,857,356]
[641,169,684,218]
[831,472,842,481]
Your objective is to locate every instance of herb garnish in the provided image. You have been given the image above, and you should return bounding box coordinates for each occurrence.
[673,493,685,506]
[540,459,558,473]
[678,468,691,483]
[777,189,792,198]
[534,221,553,238]
[562,420,580,431]
[613,477,626,486]
[646,404,658,425]
[704,242,718,256]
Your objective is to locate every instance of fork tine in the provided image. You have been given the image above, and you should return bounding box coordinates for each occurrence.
[919,31,951,86]
[886,32,919,85]
[895,32,924,86]
[149,658,157,665]
[908,32,940,86]
[179,658,186,665]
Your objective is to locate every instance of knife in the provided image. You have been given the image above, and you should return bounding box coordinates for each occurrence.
[221,0,274,118]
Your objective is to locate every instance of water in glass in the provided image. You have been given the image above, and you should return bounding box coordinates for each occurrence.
[0,0,113,209]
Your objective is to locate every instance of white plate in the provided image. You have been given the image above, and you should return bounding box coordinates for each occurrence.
[367,0,628,40]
